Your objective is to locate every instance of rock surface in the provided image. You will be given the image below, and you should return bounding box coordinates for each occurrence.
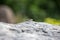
[0,20,60,40]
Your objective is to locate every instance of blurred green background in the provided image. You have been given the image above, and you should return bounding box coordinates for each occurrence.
[0,0,60,25]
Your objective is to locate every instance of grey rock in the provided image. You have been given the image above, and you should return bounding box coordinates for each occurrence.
[0,20,60,40]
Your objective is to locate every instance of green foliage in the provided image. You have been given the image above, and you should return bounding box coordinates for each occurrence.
[0,0,60,22]
[44,17,60,25]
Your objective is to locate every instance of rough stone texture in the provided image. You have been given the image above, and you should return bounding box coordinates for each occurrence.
[0,20,60,40]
